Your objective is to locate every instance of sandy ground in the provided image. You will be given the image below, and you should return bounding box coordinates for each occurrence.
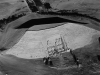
[5,23,100,59]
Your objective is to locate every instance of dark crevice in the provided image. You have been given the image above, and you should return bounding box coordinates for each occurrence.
[98,37,100,44]
[97,55,100,61]
[25,0,100,29]
[38,10,100,24]
[15,17,87,29]
[0,47,7,52]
